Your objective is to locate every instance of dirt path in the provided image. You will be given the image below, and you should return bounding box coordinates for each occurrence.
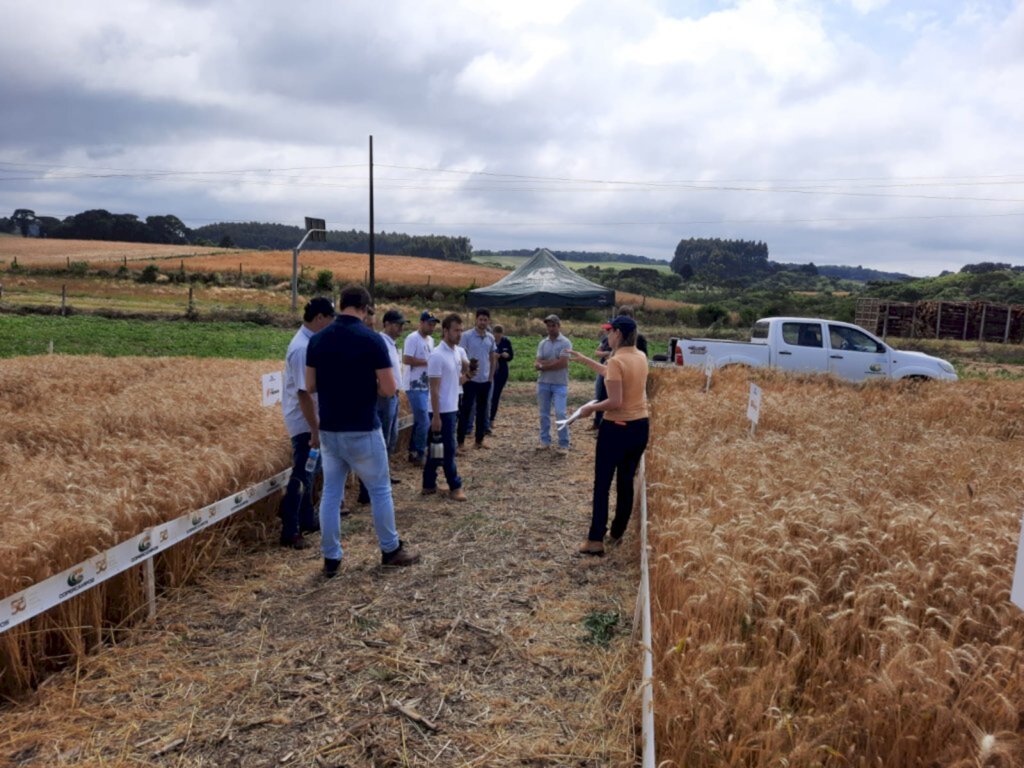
[1,382,642,768]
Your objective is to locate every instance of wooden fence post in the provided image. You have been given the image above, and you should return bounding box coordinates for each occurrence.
[188,286,195,315]
[1004,308,1012,343]
[61,284,67,316]
[935,302,942,339]
[979,304,987,341]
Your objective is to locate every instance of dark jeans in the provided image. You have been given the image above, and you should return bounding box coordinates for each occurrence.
[589,418,650,542]
[280,432,319,540]
[458,380,491,445]
[423,411,461,491]
[593,375,607,426]
[490,370,508,422]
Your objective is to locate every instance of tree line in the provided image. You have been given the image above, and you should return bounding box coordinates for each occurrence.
[2,209,473,262]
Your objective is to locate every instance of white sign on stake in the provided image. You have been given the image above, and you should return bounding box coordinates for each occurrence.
[1011,512,1024,611]
[704,356,714,392]
[747,382,762,434]
[261,371,283,407]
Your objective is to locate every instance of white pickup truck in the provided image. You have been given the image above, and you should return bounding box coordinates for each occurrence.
[671,317,958,382]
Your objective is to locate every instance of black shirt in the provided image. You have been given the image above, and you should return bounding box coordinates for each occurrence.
[306,315,391,432]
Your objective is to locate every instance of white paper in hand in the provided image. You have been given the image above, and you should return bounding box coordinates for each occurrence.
[556,399,598,431]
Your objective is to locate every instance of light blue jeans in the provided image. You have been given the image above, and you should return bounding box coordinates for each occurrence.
[318,429,399,561]
[406,389,429,458]
[537,382,569,448]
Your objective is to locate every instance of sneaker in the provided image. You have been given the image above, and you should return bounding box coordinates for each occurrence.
[449,488,467,502]
[485,428,493,435]
[408,453,425,466]
[555,446,569,455]
[381,541,421,567]
[323,558,341,577]
[474,442,490,450]
[421,487,438,496]
[606,534,623,548]
[578,540,605,557]
[280,534,311,550]
[339,507,352,517]
[535,443,550,451]
[391,477,401,485]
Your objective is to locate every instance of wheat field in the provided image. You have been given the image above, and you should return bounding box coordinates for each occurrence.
[645,367,1024,766]
[0,356,290,695]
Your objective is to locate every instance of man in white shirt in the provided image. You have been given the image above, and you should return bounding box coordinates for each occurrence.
[378,309,407,456]
[279,297,335,549]
[422,313,468,502]
[402,311,437,465]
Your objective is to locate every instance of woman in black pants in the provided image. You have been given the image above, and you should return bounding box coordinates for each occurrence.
[489,324,514,426]
[568,315,649,556]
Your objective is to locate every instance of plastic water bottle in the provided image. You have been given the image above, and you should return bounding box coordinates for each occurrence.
[305,447,320,474]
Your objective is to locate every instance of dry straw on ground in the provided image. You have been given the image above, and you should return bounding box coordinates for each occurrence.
[0,356,290,695]
[646,367,1024,767]
[1,380,641,766]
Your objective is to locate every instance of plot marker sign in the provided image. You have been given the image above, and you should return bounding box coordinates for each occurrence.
[747,382,762,435]
[262,372,283,407]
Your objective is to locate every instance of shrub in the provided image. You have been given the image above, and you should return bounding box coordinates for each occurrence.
[138,264,160,283]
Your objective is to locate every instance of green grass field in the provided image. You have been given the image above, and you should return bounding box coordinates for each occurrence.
[0,315,604,382]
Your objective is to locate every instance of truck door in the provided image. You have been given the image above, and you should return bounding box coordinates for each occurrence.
[827,324,888,382]
[777,322,829,372]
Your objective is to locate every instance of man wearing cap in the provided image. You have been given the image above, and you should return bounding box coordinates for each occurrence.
[403,311,438,465]
[535,314,573,452]
[306,284,421,575]
[378,309,407,456]
[278,297,335,549]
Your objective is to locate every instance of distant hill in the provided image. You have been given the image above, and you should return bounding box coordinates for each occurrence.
[193,222,472,261]
[815,265,912,282]
[473,248,665,266]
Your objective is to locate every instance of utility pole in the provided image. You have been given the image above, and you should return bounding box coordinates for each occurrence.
[291,217,326,311]
[368,135,375,303]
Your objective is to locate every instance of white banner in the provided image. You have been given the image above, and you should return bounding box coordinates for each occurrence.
[261,372,283,407]
[0,469,290,635]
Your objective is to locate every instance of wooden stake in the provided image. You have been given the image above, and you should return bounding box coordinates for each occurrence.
[144,558,157,620]
[61,284,67,316]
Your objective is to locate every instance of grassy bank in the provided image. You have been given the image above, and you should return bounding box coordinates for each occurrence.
[0,314,603,381]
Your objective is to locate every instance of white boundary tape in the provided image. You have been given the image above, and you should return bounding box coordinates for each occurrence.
[638,455,656,767]
[0,469,291,635]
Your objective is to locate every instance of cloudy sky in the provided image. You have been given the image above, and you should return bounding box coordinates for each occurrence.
[1,0,1022,275]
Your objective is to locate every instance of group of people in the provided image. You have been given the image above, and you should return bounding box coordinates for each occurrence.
[278,284,651,576]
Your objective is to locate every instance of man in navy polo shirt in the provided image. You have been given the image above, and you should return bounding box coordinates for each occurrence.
[306,284,421,576]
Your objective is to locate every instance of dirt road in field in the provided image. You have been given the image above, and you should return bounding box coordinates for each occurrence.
[2,383,642,768]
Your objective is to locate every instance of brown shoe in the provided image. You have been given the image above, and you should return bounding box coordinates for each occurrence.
[280,534,311,550]
[449,488,468,502]
[421,487,438,496]
[381,541,421,567]
[474,442,490,449]
[578,540,605,556]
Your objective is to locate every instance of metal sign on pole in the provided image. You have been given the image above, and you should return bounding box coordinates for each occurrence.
[291,217,327,311]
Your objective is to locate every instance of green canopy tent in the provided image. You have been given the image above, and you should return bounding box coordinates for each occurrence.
[466,248,615,309]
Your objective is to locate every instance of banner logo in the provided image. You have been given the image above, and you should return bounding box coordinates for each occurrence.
[138,534,152,553]
[94,555,108,573]
[11,597,26,615]
[66,568,85,587]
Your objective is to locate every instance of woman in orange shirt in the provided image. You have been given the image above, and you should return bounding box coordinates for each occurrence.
[568,315,650,556]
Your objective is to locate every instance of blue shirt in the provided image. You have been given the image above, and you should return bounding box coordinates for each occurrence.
[459,328,497,383]
[306,315,392,432]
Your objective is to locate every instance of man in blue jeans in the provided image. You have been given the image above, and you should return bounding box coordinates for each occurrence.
[403,311,437,465]
[535,314,573,452]
[279,297,335,549]
[423,313,468,502]
[306,285,421,577]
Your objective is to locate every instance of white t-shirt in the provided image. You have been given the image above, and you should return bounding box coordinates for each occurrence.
[426,341,462,414]
[282,326,318,438]
[456,345,469,395]
[379,331,403,390]
[403,332,434,392]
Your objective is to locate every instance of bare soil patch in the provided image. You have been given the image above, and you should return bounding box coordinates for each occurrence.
[0,382,642,767]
